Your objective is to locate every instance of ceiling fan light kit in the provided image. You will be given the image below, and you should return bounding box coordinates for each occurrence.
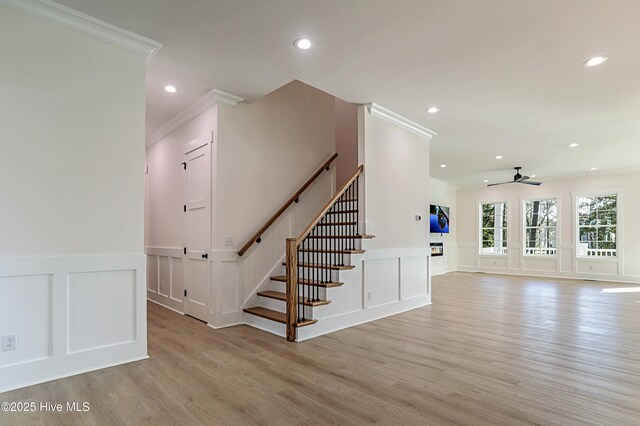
[487,167,542,187]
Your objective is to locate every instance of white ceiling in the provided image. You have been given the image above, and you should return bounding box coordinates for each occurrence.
[55,0,640,186]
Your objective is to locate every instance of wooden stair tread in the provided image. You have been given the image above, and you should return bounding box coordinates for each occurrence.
[243,307,317,327]
[270,275,343,287]
[317,222,358,226]
[298,249,366,254]
[326,209,357,215]
[282,262,354,270]
[305,234,375,239]
[257,290,331,307]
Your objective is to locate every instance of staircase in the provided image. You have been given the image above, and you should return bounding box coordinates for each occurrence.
[242,164,373,341]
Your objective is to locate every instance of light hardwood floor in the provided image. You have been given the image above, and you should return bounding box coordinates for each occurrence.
[2,272,640,425]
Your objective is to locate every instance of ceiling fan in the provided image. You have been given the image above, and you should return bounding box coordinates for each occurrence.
[487,167,542,187]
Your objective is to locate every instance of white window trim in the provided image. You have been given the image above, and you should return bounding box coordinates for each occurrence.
[520,196,559,258]
[572,189,622,260]
[477,200,509,257]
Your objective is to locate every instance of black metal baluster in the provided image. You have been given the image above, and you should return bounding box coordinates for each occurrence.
[297,246,302,322]
[312,225,316,302]
[329,211,334,283]
[345,183,353,250]
[338,196,342,266]
[352,182,356,248]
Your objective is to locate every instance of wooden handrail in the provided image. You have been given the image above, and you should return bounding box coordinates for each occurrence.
[237,152,338,256]
[296,165,364,244]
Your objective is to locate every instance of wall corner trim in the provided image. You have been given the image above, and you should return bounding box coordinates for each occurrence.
[0,0,162,61]
[366,103,437,140]
[145,88,245,147]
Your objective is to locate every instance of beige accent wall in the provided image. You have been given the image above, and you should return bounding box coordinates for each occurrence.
[335,98,358,188]
[216,80,337,251]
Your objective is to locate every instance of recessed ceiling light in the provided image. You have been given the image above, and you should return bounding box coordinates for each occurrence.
[440,164,447,168]
[583,56,608,67]
[530,175,537,178]
[568,143,579,148]
[590,167,598,171]
[294,38,312,50]
[495,155,503,160]
[483,179,489,183]
[427,107,439,114]
[164,85,177,93]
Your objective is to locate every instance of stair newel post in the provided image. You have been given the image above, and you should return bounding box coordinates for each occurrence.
[286,238,298,342]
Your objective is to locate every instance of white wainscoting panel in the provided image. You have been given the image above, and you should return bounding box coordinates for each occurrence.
[478,256,508,269]
[560,248,574,273]
[170,257,184,303]
[623,245,640,278]
[401,256,429,299]
[576,259,619,276]
[0,274,52,368]
[0,254,147,393]
[522,257,558,273]
[146,247,185,314]
[158,256,170,297]
[367,258,400,308]
[297,247,430,341]
[67,269,136,354]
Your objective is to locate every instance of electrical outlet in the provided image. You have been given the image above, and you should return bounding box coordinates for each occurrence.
[589,265,594,271]
[367,291,372,301]
[224,237,234,247]
[160,280,164,290]
[2,334,17,351]
[415,214,422,221]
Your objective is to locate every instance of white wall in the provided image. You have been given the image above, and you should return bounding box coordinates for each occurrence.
[0,4,150,392]
[429,178,458,275]
[363,109,430,249]
[456,170,640,282]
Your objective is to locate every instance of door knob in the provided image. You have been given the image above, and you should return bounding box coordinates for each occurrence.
[202,253,208,259]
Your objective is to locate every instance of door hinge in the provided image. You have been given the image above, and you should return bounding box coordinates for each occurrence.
[183,205,186,212]
[181,162,187,170]
[183,247,187,255]
[184,289,187,297]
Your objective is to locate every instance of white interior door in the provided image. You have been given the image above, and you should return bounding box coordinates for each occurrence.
[183,134,212,322]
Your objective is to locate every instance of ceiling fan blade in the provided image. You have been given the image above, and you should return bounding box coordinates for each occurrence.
[519,180,542,186]
[487,181,515,187]
[517,175,530,182]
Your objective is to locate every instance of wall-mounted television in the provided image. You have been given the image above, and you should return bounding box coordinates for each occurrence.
[430,205,450,234]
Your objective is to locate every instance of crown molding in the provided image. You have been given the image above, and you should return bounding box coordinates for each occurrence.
[429,176,458,189]
[0,0,162,62]
[146,89,245,147]
[366,103,437,140]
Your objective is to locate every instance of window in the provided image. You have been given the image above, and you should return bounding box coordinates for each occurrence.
[480,202,507,254]
[577,194,617,257]
[524,199,557,256]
